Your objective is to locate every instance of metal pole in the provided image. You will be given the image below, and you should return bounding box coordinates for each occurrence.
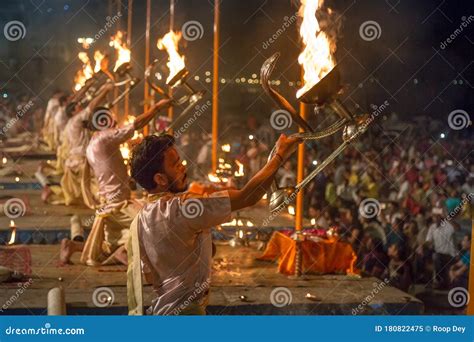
[143,0,151,135]
[167,0,175,131]
[211,0,220,173]
[124,0,133,120]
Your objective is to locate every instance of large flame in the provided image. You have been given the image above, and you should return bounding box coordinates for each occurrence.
[74,52,94,91]
[94,50,105,73]
[296,0,335,99]
[157,31,186,84]
[110,31,131,71]
[78,52,94,80]
[74,70,86,91]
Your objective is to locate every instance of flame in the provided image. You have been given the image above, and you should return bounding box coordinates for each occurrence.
[74,70,85,91]
[94,50,105,73]
[74,52,94,91]
[346,252,358,275]
[310,218,316,225]
[8,220,16,245]
[221,144,231,152]
[296,0,335,99]
[120,143,131,162]
[208,173,228,184]
[157,31,186,84]
[78,52,94,80]
[234,160,244,177]
[110,31,131,71]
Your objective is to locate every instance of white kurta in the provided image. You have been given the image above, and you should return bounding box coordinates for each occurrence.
[64,108,91,169]
[86,123,134,209]
[137,191,231,315]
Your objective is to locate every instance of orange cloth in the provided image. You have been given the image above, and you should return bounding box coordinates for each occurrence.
[258,231,356,275]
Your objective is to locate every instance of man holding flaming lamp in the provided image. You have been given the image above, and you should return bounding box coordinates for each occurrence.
[127,133,301,315]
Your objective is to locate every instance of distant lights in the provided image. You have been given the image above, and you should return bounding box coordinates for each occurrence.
[251,73,257,79]
[205,71,211,76]
[194,76,200,81]
[248,134,254,140]
[440,133,446,139]
[205,78,211,83]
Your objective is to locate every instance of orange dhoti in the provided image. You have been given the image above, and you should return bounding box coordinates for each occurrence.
[258,231,357,275]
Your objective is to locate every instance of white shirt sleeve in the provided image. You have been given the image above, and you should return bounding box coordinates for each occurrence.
[169,191,232,233]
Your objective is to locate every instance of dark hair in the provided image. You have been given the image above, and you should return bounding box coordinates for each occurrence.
[59,95,69,106]
[130,134,175,190]
[66,101,78,118]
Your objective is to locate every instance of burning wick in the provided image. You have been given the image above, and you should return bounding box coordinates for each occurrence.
[8,220,17,245]
[2,157,7,164]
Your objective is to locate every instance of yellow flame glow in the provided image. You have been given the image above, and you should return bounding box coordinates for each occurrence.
[110,31,131,72]
[296,0,335,99]
[157,31,186,84]
[94,50,105,73]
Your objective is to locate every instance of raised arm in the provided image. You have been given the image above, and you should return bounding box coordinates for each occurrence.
[87,82,114,112]
[133,99,172,130]
[227,134,302,211]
